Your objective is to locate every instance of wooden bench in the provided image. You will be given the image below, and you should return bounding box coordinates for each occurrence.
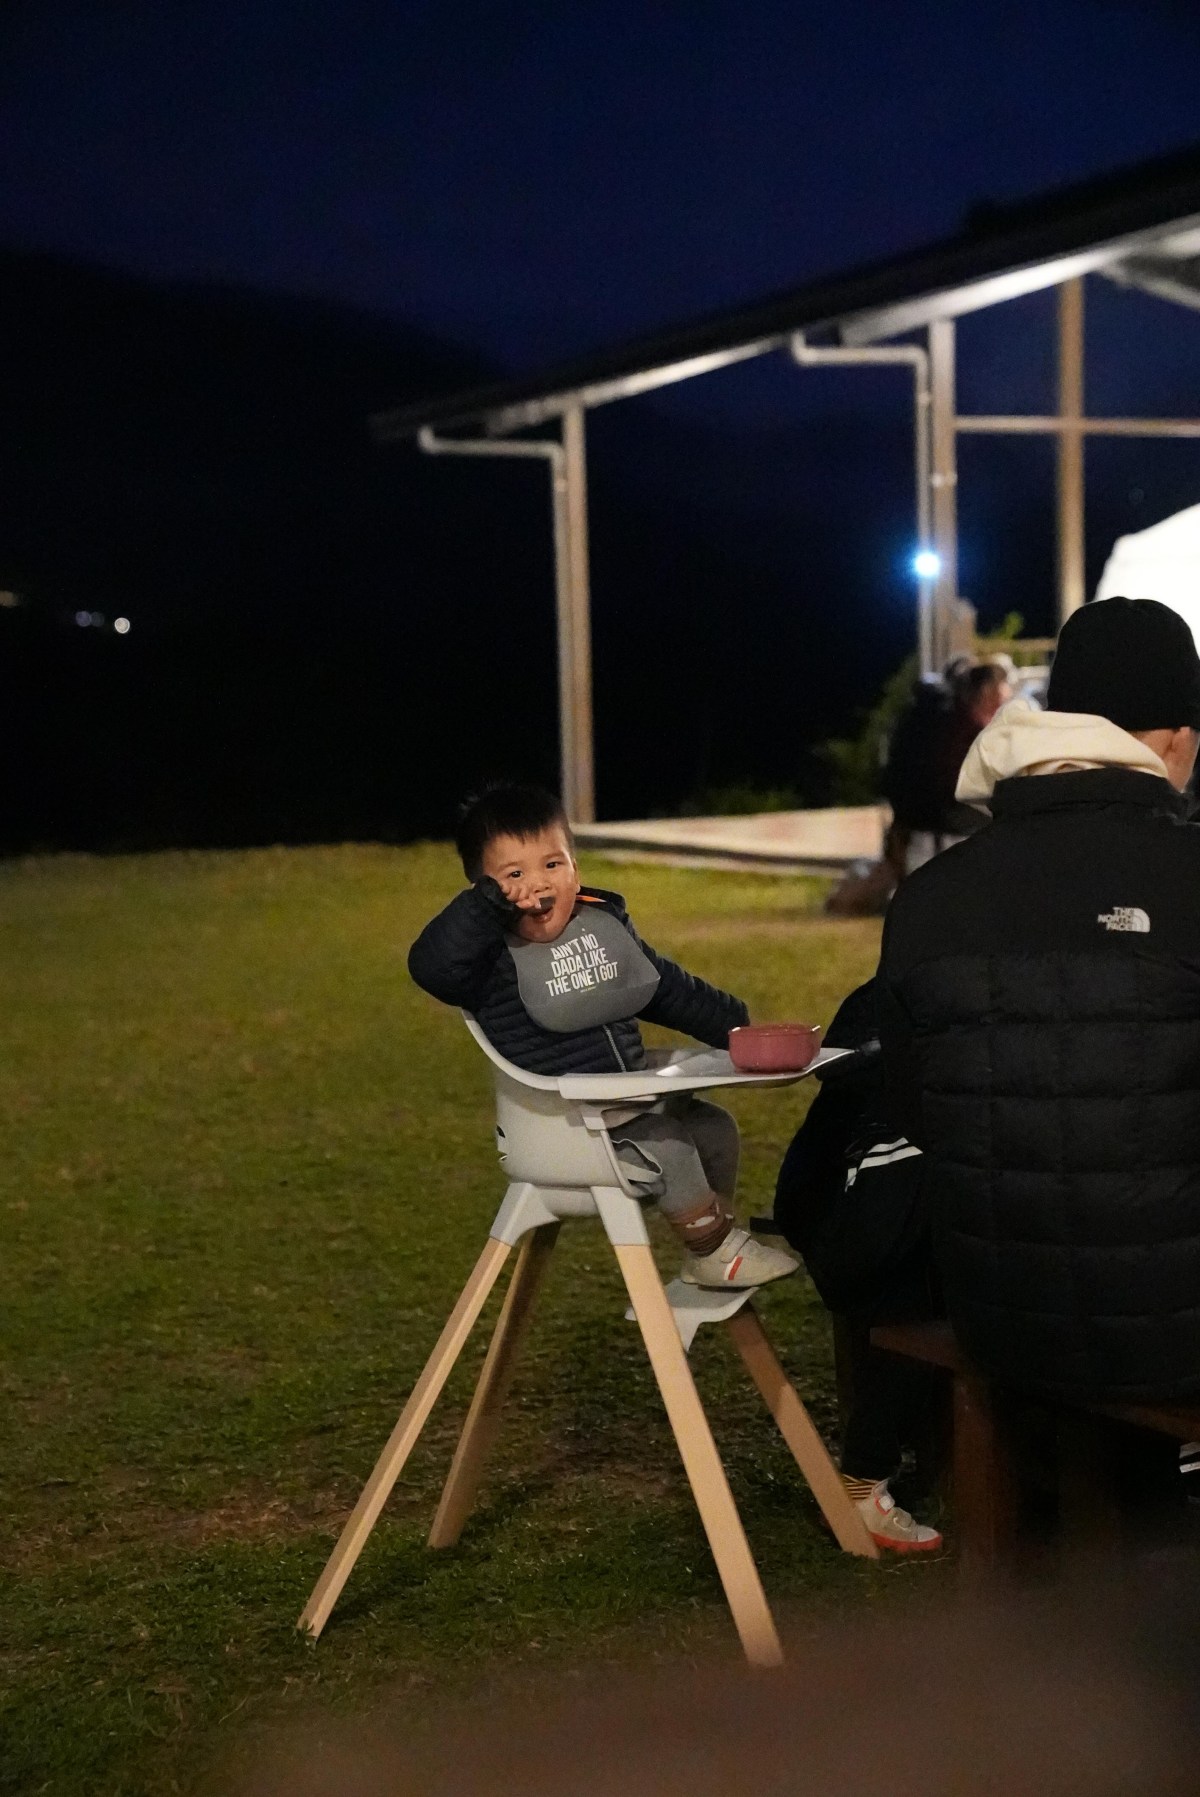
[870,1321,1200,1575]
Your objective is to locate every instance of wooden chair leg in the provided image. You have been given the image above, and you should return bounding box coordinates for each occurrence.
[725,1306,879,1560]
[428,1223,560,1549]
[953,1367,1020,1584]
[298,1235,512,1640]
[613,1243,783,1668]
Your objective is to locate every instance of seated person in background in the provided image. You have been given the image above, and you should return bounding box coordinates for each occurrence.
[882,656,1013,880]
[878,598,1200,1416]
[409,781,798,1291]
[774,980,941,1552]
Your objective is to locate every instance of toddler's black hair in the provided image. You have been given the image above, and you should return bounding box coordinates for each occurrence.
[455,782,572,881]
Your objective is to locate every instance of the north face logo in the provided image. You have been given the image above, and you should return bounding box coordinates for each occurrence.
[1098,906,1150,933]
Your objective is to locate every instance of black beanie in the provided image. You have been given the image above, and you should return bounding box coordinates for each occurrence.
[1046,597,1200,731]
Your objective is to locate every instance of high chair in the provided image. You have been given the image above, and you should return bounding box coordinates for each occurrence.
[298,1018,878,1666]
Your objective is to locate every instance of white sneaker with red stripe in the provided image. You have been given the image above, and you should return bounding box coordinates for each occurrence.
[679,1226,798,1289]
[852,1479,942,1553]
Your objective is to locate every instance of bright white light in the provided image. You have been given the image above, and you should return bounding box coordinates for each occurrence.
[114,617,131,634]
[75,610,92,627]
[912,549,941,580]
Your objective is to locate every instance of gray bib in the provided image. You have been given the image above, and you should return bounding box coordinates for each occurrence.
[507,904,660,1032]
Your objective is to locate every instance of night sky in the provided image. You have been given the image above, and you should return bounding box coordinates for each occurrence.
[5,1,1200,373]
[4,1,1200,843]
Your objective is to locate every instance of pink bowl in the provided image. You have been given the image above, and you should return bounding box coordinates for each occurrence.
[728,1023,822,1073]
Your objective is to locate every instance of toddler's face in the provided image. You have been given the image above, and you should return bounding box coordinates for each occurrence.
[481,826,580,943]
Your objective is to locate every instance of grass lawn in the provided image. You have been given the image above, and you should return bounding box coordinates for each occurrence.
[1,843,925,1795]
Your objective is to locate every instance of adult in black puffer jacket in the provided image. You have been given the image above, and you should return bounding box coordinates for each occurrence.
[409,879,747,1076]
[878,599,1200,1405]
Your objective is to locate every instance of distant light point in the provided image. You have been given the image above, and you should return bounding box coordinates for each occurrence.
[75,610,92,627]
[114,617,131,634]
[912,549,941,579]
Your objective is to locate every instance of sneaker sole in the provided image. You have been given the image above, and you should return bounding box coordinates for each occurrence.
[868,1530,943,1555]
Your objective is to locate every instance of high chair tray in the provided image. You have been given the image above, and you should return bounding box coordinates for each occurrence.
[557,1045,849,1102]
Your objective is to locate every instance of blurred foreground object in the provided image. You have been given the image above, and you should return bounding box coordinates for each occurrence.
[228,1573,1200,1797]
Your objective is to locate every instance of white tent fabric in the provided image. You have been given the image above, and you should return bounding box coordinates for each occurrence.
[1095,502,1200,646]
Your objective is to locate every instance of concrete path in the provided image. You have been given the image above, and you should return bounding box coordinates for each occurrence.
[573,806,887,876]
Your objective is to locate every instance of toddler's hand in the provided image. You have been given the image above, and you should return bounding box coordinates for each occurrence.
[474,876,523,924]
[513,893,555,914]
[493,875,554,915]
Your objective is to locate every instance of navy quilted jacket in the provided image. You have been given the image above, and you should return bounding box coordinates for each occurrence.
[408,882,749,1075]
[878,767,1200,1403]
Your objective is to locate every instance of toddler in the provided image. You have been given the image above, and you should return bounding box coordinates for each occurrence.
[409,782,798,1290]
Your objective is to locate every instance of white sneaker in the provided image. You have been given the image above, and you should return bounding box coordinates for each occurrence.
[854,1479,942,1554]
[680,1226,799,1289]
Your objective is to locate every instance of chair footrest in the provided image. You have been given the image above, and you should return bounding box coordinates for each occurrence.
[626,1279,753,1350]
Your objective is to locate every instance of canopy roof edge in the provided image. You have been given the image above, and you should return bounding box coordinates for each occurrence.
[372,140,1200,442]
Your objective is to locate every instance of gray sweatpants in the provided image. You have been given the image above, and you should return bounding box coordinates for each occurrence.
[609,1095,740,1217]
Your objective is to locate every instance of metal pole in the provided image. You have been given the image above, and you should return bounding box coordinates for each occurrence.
[559,406,596,823]
[419,423,595,823]
[956,414,1200,437]
[929,319,958,670]
[914,353,933,677]
[791,336,934,674]
[1057,278,1086,624]
[546,445,577,817]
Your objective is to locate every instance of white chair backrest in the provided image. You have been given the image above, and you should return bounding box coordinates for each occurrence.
[462,1012,558,1089]
[462,1014,628,1190]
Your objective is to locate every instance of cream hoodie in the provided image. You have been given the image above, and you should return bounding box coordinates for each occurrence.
[955,697,1169,808]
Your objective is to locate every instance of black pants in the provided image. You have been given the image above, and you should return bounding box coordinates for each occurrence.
[840,1252,942,1485]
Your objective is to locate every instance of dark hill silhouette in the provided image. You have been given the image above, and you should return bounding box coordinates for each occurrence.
[2,247,897,851]
[1,250,547,849]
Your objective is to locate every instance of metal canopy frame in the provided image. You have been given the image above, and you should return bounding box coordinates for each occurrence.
[379,145,1200,821]
[418,415,595,822]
